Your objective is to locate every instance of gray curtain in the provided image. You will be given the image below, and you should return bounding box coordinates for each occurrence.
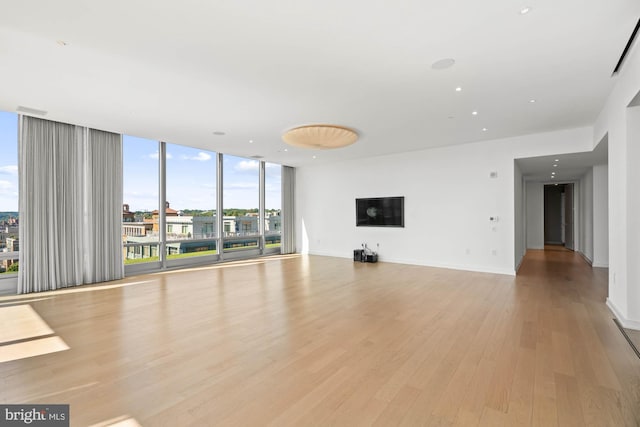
[18,116,123,293]
[281,165,296,254]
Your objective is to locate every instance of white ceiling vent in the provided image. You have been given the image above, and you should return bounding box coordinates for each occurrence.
[16,106,48,116]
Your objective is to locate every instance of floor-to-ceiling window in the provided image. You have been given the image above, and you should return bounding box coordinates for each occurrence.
[2,115,288,292]
[0,111,19,282]
[165,143,217,259]
[122,135,160,265]
[265,162,282,251]
[222,155,260,253]
[123,142,285,272]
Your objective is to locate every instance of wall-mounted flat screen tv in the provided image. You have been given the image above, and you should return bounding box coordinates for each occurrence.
[356,196,404,227]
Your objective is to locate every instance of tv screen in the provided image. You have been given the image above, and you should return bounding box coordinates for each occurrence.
[356,197,404,227]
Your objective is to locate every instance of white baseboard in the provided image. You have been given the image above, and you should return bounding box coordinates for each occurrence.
[593,262,609,268]
[577,251,593,265]
[307,251,516,276]
[607,298,640,331]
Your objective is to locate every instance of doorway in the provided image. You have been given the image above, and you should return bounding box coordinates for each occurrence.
[544,183,574,250]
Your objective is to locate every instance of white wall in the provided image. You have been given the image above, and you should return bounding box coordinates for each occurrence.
[296,127,592,276]
[627,106,640,323]
[593,164,609,267]
[594,35,640,329]
[579,168,594,263]
[525,181,544,249]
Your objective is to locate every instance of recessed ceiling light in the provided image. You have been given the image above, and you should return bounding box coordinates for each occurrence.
[552,172,556,175]
[312,155,317,159]
[284,148,288,152]
[555,159,559,162]
[249,139,253,143]
[520,7,531,15]
[551,176,555,179]
[553,164,558,167]
[482,128,488,132]
[472,111,478,116]
[213,131,225,136]
[455,87,462,92]
[431,58,456,70]
[529,99,536,103]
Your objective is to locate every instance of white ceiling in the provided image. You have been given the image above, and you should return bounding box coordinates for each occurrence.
[0,1,638,168]
[516,136,608,183]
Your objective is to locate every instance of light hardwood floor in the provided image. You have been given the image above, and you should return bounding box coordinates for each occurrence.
[0,250,639,426]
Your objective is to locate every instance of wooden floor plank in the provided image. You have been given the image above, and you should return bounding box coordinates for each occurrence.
[0,250,638,426]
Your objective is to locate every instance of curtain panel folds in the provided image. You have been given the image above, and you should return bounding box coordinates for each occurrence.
[18,116,123,294]
[281,165,296,254]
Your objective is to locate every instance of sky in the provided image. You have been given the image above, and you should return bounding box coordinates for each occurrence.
[123,136,281,211]
[0,111,18,212]
[0,111,281,213]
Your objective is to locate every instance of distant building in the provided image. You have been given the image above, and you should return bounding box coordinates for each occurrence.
[266,214,281,233]
[121,202,281,260]
[122,204,135,222]
[150,201,179,232]
[1,237,19,273]
[122,223,153,237]
[6,237,18,252]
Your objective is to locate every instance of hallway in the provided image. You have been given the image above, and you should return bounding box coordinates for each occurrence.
[516,247,639,425]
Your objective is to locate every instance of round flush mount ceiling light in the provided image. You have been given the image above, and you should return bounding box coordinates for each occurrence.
[431,58,456,70]
[282,124,359,150]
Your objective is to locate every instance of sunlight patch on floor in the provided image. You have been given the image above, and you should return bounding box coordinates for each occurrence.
[0,304,53,343]
[0,336,69,363]
[0,304,69,363]
[89,415,142,427]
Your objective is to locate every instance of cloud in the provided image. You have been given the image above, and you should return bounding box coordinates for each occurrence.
[235,160,259,171]
[0,165,18,176]
[182,152,211,161]
[0,180,17,200]
[148,152,173,160]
